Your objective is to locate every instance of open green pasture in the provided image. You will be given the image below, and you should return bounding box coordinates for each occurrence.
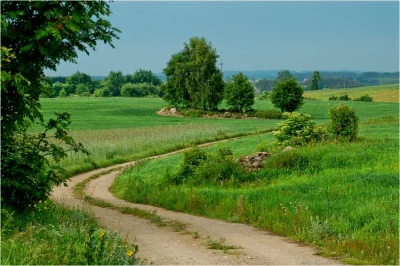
[36,97,398,175]
[303,84,399,102]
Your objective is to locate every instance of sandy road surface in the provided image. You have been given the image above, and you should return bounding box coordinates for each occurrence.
[51,140,341,265]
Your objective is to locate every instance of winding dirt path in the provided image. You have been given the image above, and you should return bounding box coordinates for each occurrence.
[51,139,341,265]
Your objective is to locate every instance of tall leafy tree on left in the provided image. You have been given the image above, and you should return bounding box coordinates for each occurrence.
[1,1,121,210]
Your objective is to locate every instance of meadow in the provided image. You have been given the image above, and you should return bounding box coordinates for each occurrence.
[5,84,398,265]
[303,84,399,102]
[35,97,398,175]
[111,115,399,264]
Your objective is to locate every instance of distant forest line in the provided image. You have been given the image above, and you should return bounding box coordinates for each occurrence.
[47,70,399,98]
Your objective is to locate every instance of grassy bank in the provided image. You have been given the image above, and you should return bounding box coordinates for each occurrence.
[111,116,399,264]
[1,201,139,265]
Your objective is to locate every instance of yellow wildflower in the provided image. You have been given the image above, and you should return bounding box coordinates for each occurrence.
[127,250,133,257]
[100,231,105,238]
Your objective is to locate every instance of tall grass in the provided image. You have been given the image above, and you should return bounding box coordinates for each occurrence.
[36,97,398,176]
[111,121,399,264]
[1,201,139,265]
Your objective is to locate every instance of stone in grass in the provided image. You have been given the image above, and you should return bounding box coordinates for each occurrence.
[282,146,294,152]
[253,156,263,162]
[252,161,262,168]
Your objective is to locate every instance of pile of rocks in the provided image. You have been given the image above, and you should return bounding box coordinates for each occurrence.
[157,107,181,117]
[238,152,271,170]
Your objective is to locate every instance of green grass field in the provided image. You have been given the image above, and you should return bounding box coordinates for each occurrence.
[106,100,398,264]
[303,84,399,102]
[11,94,398,265]
[35,97,398,175]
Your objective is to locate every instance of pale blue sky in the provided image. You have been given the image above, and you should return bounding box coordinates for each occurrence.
[45,1,399,76]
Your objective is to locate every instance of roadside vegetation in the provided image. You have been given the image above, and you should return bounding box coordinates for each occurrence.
[1,201,139,265]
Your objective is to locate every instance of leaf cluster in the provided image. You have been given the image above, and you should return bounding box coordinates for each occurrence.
[1,113,89,210]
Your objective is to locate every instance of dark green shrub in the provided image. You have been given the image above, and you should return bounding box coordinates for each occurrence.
[179,109,208,118]
[193,157,244,184]
[121,82,161,97]
[328,103,359,141]
[168,147,207,185]
[273,112,327,146]
[338,94,351,101]
[354,94,373,102]
[94,87,111,97]
[58,88,67,98]
[328,96,338,101]
[248,110,283,119]
[76,84,90,96]
[216,146,233,158]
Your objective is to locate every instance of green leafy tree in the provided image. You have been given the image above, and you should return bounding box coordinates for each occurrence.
[270,78,304,112]
[162,36,224,110]
[59,88,67,98]
[125,74,134,84]
[40,78,55,98]
[276,70,294,81]
[76,84,90,96]
[131,69,162,86]
[309,70,321,91]
[52,81,64,96]
[104,71,124,96]
[224,72,255,112]
[1,1,120,210]
[66,71,93,94]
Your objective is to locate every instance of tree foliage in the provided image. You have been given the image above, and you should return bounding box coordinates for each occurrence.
[270,78,304,112]
[309,70,321,91]
[66,71,93,94]
[130,69,162,86]
[104,71,124,96]
[224,72,255,112]
[276,70,294,81]
[1,1,120,210]
[162,36,224,110]
[121,83,161,98]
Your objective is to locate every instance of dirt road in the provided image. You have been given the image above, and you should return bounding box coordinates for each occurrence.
[51,142,341,265]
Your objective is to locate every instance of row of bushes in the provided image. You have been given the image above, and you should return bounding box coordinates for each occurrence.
[93,82,162,98]
[329,94,373,102]
[178,108,283,119]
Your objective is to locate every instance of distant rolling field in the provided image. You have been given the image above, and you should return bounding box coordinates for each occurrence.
[303,84,399,102]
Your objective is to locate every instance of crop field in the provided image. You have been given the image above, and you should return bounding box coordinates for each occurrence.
[303,84,399,102]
